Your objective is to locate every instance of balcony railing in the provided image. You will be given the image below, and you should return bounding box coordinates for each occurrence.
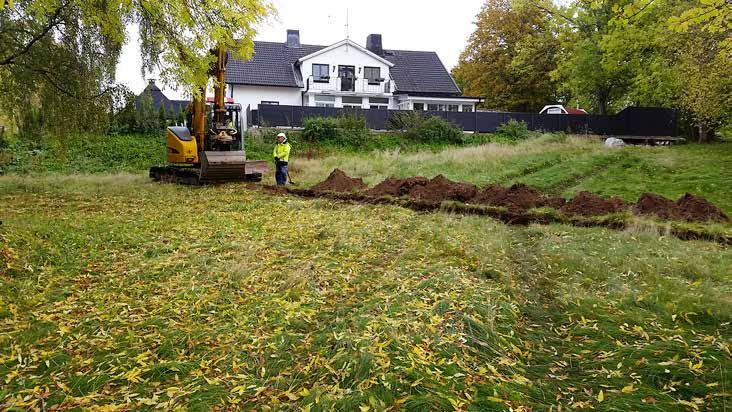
[307,76,391,94]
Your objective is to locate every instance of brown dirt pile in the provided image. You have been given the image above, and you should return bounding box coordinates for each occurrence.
[562,191,628,217]
[677,193,729,222]
[472,184,567,210]
[472,183,547,210]
[634,193,729,223]
[633,193,682,221]
[365,176,429,197]
[406,175,478,204]
[311,169,367,193]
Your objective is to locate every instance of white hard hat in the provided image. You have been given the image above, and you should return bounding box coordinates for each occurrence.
[277,132,287,139]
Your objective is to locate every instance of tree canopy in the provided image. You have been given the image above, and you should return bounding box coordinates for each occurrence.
[0,0,273,135]
[454,0,731,140]
[452,0,559,112]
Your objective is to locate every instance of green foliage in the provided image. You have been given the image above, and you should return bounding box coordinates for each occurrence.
[157,105,167,129]
[0,0,273,136]
[387,112,463,144]
[496,119,533,140]
[0,133,165,174]
[168,106,176,125]
[452,0,559,112]
[302,114,368,146]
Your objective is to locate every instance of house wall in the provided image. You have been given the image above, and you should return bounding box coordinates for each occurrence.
[230,85,302,127]
[299,44,391,85]
[231,85,302,110]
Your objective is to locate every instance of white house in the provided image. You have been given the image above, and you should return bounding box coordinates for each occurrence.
[226,30,481,116]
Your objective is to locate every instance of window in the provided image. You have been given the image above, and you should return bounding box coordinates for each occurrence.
[315,95,335,108]
[413,103,424,111]
[261,101,279,105]
[343,96,363,104]
[368,97,388,110]
[462,105,473,112]
[448,105,459,112]
[312,64,329,82]
[364,67,381,84]
[427,104,439,111]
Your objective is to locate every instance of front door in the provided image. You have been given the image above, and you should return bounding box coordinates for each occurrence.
[339,65,355,92]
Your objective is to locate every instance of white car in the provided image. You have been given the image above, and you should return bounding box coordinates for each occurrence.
[540,105,588,115]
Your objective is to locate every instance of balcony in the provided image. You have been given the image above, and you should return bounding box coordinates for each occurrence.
[307,76,391,95]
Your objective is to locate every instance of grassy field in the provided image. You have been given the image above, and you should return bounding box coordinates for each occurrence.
[1,135,730,410]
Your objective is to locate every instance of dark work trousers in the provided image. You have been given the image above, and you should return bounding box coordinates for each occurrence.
[275,161,288,186]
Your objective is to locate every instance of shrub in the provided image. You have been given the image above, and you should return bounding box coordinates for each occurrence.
[302,117,339,143]
[301,113,368,146]
[387,112,463,144]
[496,119,532,140]
[420,116,463,144]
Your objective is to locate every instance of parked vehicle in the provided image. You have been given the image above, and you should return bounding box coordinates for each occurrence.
[540,105,587,115]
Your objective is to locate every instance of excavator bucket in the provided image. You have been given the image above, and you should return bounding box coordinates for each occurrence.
[200,151,268,183]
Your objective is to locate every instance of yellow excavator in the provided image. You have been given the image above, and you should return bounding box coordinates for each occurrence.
[149,47,267,184]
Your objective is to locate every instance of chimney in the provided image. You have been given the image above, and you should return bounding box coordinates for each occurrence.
[286,29,300,48]
[366,34,383,56]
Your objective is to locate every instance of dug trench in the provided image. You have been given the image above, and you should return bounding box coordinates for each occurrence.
[260,169,731,245]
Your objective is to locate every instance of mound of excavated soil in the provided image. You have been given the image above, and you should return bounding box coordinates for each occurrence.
[632,193,728,223]
[677,193,729,222]
[562,191,628,217]
[365,176,430,197]
[311,169,367,193]
[472,183,545,210]
[542,196,567,209]
[407,175,478,204]
[633,193,683,221]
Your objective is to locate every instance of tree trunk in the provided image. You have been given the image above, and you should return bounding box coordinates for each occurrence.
[595,88,608,115]
[697,125,714,143]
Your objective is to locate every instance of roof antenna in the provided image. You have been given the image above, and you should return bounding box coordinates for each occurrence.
[345,8,350,50]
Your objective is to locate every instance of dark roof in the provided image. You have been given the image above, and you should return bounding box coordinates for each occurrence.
[226,41,462,96]
[226,41,324,88]
[382,49,460,95]
[135,82,188,114]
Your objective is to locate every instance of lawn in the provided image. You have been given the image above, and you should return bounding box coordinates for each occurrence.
[1,136,730,410]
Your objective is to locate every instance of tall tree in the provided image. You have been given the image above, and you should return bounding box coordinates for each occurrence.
[549,0,637,115]
[0,0,273,135]
[453,0,559,112]
[602,0,731,141]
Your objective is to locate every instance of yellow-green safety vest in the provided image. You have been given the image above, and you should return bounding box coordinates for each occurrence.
[273,143,291,162]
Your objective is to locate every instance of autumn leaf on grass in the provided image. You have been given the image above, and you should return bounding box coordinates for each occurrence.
[621,384,636,394]
[597,389,604,402]
[125,367,144,383]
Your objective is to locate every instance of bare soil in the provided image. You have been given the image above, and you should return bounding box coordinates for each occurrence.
[633,192,730,223]
[304,169,729,229]
[406,175,478,204]
[562,191,628,217]
[310,168,367,193]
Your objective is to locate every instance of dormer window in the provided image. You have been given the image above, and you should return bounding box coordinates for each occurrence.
[313,64,329,82]
[364,67,381,85]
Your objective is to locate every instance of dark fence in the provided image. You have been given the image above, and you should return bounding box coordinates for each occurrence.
[251,105,677,136]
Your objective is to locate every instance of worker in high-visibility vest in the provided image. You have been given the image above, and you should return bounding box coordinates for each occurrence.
[273,132,291,186]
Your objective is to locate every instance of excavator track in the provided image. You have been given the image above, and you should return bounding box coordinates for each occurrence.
[149,163,265,185]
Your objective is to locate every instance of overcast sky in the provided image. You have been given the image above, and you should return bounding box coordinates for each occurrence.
[115,0,485,99]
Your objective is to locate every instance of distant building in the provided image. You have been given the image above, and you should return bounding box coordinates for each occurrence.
[226,30,482,113]
[135,79,189,116]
